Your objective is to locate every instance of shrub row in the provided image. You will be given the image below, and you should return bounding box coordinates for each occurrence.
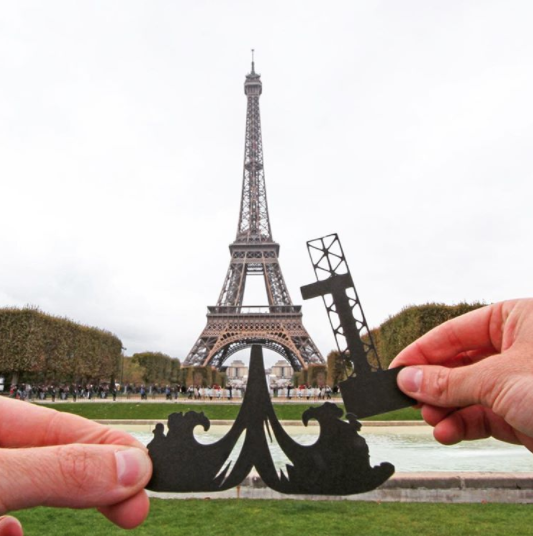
[0,307,122,384]
[327,302,485,379]
[129,352,180,385]
[292,364,328,387]
[369,302,485,368]
[181,366,227,387]
[326,351,348,387]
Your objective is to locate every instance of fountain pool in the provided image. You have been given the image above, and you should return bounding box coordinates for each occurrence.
[115,424,533,474]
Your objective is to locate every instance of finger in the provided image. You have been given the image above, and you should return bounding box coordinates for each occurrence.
[98,489,150,529]
[0,445,152,515]
[440,348,497,368]
[433,405,526,447]
[420,404,457,426]
[398,354,533,439]
[0,516,23,536]
[389,301,512,368]
[0,397,144,450]
[396,362,495,408]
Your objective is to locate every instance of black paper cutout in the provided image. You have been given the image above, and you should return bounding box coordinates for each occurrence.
[301,233,416,419]
[147,345,394,494]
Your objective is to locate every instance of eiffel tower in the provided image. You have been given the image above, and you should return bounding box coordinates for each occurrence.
[184,57,323,371]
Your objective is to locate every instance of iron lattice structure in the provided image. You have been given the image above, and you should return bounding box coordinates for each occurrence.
[184,61,323,371]
[304,234,383,375]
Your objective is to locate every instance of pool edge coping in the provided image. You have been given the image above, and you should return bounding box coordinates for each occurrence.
[96,419,428,427]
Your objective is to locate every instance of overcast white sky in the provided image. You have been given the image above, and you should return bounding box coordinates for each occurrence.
[1,2,532,366]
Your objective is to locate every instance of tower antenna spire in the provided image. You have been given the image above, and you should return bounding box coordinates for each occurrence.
[251,48,255,73]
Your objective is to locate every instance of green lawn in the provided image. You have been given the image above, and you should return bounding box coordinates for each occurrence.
[39,402,422,421]
[13,499,531,536]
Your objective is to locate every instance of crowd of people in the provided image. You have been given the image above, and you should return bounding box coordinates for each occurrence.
[5,381,338,402]
[177,383,335,400]
[8,383,119,401]
[6,382,181,402]
[291,384,334,400]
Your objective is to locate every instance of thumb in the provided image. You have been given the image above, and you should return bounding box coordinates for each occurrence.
[397,363,489,408]
[0,445,152,515]
[0,516,23,536]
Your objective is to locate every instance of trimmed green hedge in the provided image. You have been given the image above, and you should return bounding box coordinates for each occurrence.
[375,302,485,367]
[0,307,122,384]
[181,366,227,387]
[292,369,307,386]
[130,352,180,385]
[307,364,327,387]
[326,350,348,387]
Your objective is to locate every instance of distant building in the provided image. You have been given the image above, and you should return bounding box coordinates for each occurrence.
[226,359,249,380]
[270,360,294,381]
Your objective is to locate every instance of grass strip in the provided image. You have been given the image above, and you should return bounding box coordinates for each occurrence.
[13,499,531,536]
[39,402,422,421]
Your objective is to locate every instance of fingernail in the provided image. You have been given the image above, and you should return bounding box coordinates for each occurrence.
[398,367,423,393]
[115,449,149,487]
[0,516,23,536]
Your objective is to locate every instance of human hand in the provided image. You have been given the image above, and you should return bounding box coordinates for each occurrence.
[390,299,533,452]
[0,396,152,535]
